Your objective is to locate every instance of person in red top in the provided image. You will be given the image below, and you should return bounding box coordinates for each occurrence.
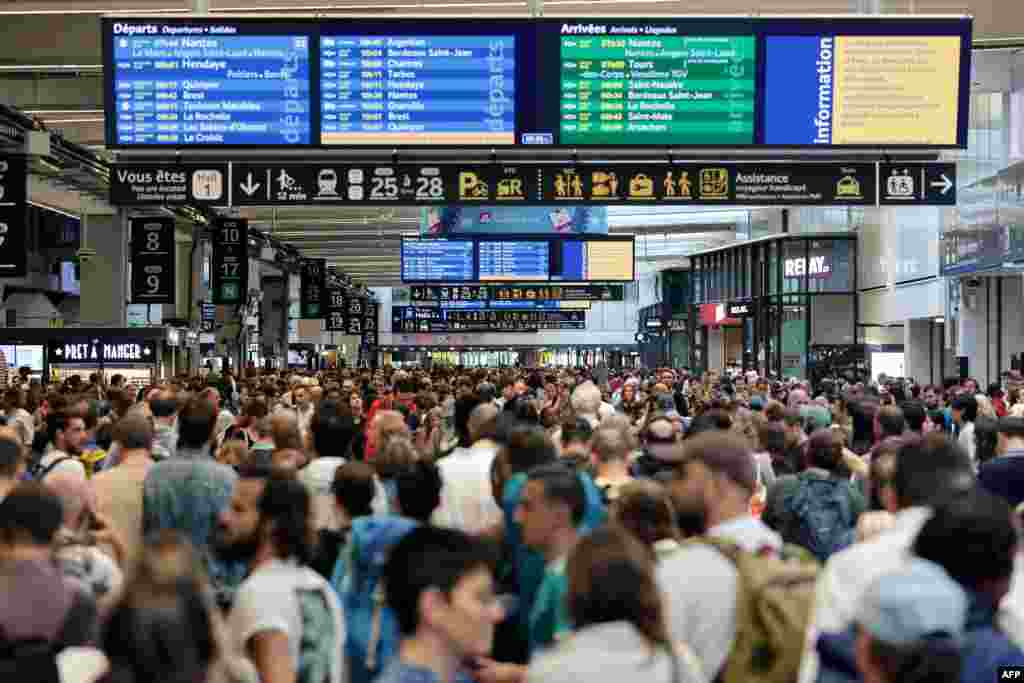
[989,383,1009,418]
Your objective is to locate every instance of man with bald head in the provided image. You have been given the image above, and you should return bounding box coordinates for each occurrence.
[432,401,502,534]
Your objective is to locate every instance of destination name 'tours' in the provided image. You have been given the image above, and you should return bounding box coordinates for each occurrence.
[117,169,187,184]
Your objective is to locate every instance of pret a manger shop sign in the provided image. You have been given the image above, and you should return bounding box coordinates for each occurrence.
[48,339,157,364]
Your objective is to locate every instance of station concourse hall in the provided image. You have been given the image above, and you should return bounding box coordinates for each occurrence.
[0,2,1023,683]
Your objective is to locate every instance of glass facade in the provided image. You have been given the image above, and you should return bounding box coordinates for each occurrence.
[688,235,857,378]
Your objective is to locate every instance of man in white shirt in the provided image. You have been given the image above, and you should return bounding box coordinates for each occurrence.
[433,400,502,534]
[661,430,783,679]
[952,394,978,466]
[217,466,345,683]
[797,433,978,683]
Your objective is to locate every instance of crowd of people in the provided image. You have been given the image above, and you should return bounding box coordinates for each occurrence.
[2,363,1024,683]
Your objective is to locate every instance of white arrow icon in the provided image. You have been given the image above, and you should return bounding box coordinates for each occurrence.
[930,173,954,195]
[239,173,260,197]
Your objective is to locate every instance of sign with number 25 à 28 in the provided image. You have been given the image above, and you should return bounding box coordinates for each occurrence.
[130,216,175,304]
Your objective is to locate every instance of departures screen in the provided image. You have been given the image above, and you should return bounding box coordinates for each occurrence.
[103,17,971,149]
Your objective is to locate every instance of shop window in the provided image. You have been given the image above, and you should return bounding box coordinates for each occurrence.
[810,295,855,345]
[781,295,807,379]
[767,242,779,295]
[806,240,855,293]
[783,240,807,293]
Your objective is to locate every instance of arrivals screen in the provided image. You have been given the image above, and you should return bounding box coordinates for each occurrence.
[401,235,635,283]
[559,34,756,145]
[320,35,515,145]
[104,17,971,149]
[107,21,312,146]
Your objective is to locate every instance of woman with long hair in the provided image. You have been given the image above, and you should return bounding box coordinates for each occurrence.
[527,526,701,683]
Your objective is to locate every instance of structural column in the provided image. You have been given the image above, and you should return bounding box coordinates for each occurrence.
[79,212,127,328]
[903,319,932,386]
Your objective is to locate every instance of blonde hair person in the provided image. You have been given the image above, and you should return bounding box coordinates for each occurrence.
[976,394,997,420]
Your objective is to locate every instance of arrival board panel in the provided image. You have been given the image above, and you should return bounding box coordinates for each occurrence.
[320,35,516,146]
[109,22,311,145]
[559,33,755,145]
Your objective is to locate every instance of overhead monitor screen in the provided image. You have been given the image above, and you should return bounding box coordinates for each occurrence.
[558,30,755,145]
[107,21,312,145]
[401,239,475,282]
[763,34,962,145]
[555,239,635,281]
[320,35,515,145]
[478,241,549,281]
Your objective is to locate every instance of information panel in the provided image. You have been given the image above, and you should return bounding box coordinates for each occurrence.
[392,306,585,332]
[401,239,475,282]
[108,21,311,146]
[764,34,962,145]
[479,241,549,281]
[410,283,625,302]
[320,35,515,145]
[559,32,755,145]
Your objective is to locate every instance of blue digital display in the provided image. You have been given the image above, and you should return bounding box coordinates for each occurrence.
[401,240,474,282]
[321,35,516,146]
[478,241,548,281]
[111,29,311,145]
[559,241,586,281]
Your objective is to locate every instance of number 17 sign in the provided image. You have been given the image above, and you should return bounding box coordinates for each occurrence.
[212,217,249,306]
[130,216,175,304]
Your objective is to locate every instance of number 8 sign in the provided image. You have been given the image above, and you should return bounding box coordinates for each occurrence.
[130,216,175,304]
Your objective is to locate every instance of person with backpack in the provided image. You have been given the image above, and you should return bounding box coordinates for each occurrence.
[217,466,345,683]
[30,410,88,483]
[374,526,505,683]
[663,431,817,683]
[762,429,865,563]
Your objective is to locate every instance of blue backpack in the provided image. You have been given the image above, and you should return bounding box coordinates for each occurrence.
[788,477,856,563]
[342,516,419,683]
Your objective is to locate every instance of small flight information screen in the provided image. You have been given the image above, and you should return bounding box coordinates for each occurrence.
[110,23,311,145]
[478,241,549,281]
[401,240,474,282]
[321,35,516,145]
[559,29,755,145]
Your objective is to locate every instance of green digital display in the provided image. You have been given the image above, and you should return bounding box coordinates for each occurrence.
[559,35,756,145]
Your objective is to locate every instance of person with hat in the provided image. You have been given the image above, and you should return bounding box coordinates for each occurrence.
[978,416,1024,507]
[815,558,966,683]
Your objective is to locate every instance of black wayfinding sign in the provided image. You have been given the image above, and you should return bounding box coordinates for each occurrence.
[410,284,625,303]
[345,297,366,336]
[878,163,957,206]
[211,217,248,306]
[48,337,158,365]
[325,286,347,332]
[0,156,27,277]
[200,303,216,332]
[300,258,326,318]
[726,300,756,318]
[362,302,379,349]
[130,216,175,304]
[229,162,886,207]
[110,163,229,206]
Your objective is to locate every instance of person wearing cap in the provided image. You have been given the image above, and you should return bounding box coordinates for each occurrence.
[978,416,1024,507]
[815,558,966,683]
[658,431,782,681]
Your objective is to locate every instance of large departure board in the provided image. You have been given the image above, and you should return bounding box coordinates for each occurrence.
[109,22,311,145]
[479,241,549,281]
[320,35,515,145]
[559,33,755,145]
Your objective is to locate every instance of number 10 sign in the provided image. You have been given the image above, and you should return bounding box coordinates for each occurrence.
[130,216,175,304]
[212,217,249,306]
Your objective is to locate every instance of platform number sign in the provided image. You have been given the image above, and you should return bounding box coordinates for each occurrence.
[0,156,26,277]
[326,285,347,331]
[211,217,248,306]
[300,258,326,319]
[130,216,175,304]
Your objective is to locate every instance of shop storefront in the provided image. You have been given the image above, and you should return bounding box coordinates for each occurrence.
[688,234,857,381]
[37,328,167,386]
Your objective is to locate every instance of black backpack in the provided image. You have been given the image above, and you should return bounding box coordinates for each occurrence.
[787,476,856,563]
[27,456,73,482]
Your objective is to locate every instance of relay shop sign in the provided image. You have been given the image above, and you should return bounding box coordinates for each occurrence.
[110,163,228,206]
[726,300,756,318]
[47,338,158,364]
[0,155,26,278]
[130,216,175,304]
[784,256,832,278]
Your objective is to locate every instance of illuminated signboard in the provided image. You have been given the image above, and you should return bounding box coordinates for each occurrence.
[106,20,311,146]
[320,35,515,145]
[558,30,755,145]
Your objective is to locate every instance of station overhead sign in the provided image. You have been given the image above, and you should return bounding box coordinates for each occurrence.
[103,16,971,150]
